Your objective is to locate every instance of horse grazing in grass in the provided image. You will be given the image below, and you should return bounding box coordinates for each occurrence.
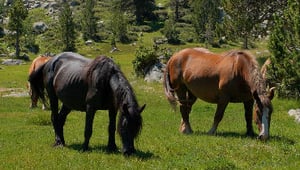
[28,55,52,110]
[164,48,274,140]
[29,52,145,155]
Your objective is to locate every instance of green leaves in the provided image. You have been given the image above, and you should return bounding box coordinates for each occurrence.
[268,0,300,98]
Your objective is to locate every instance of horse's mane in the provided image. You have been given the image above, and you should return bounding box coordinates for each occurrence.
[87,56,142,137]
[224,50,267,97]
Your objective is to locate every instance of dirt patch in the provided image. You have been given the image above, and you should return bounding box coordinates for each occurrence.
[0,88,29,97]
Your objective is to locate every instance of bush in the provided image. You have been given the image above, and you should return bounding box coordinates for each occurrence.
[268,0,300,99]
[132,44,158,77]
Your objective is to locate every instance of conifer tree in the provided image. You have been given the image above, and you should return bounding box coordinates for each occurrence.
[59,1,76,52]
[268,0,300,98]
[81,0,98,41]
[8,0,28,58]
[190,0,222,45]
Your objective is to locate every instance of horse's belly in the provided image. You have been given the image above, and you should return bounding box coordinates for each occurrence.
[186,80,220,103]
[57,88,87,111]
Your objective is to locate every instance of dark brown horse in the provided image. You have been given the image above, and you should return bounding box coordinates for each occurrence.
[29,52,145,155]
[28,55,51,109]
[164,48,274,140]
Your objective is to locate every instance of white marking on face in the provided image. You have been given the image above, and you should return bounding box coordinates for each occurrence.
[259,107,269,137]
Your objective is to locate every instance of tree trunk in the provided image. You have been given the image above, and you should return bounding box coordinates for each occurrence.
[243,36,248,49]
[15,31,20,58]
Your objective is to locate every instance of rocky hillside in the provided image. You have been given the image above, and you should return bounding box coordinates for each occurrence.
[5,0,81,15]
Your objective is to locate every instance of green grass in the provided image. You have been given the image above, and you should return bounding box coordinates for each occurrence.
[1,32,300,169]
[1,55,300,169]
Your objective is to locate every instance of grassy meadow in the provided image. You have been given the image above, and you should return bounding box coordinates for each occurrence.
[1,37,300,169]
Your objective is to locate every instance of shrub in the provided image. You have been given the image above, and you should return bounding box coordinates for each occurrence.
[132,44,158,77]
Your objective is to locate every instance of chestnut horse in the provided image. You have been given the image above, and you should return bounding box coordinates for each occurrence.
[164,48,274,140]
[29,52,145,155]
[28,55,51,109]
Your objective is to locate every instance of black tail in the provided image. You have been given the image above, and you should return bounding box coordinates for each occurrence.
[28,63,46,105]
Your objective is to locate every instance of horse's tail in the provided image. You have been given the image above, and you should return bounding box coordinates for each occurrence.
[28,63,46,105]
[163,65,177,111]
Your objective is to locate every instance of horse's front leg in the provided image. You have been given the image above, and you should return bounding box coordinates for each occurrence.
[244,99,255,137]
[107,108,117,152]
[208,101,228,135]
[82,105,96,151]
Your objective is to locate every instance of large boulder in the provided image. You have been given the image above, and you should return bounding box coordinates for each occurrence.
[144,62,166,83]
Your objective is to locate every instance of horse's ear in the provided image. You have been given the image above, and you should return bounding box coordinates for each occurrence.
[268,87,275,100]
[139,104,146,113]
[253,91,263,110]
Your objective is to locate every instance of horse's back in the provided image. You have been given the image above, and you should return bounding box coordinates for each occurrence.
[167,48,254,103]
[29,55,51,74]
[45,52,92,110]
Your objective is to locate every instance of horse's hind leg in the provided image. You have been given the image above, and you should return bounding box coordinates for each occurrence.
[244,99,255,137]
[56,104,71,145]
[208,101,228,135]
[83,104,96,151]
[177,89,197,134]
[52,103,71,146]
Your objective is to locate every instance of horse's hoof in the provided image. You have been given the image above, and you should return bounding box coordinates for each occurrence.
[207,130,216,135]
[179,123,193,134]
[122,148,136,156]
[107,144,117,152]
[52,142,64,148]
[246,131,255,137]
[180,128,193,134]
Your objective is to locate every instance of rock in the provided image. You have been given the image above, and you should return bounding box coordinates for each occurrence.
[33,22,48,34]
[144,62,166,83]
[288,109,300,123]
[1,59,24,65]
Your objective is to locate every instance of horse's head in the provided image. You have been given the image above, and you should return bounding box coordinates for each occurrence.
[253,87,275,140]
[119,104,145,156]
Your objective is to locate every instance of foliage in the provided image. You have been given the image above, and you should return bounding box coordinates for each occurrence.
[58,1,76,52]
[109,0,130,43]
[81,0,98,41]
[0,0,5,25]
[132,39,158,77]
[190,0,222,46]
[7,0,28,58]
[268,0,300,99]
[133,0,156,24]
[161,14,180,44]
[222,0,287,49]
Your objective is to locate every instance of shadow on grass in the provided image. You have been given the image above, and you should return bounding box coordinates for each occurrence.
[194,130,296,145]
[66,143,156,160]
[269,135,296,145]
[194,130,249,138]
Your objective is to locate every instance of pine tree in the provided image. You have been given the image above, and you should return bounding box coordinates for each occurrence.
[110,0,129,43]
[81,0,98,41]
[133,0,155,24]
[190,0,222,45]
[58,1,76,52]
[268,0,300,98]
[8,0,28,58]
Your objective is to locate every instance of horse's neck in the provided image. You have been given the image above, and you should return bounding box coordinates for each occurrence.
[110,74,138,108]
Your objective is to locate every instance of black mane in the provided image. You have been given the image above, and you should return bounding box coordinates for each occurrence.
[88,56,142,138]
